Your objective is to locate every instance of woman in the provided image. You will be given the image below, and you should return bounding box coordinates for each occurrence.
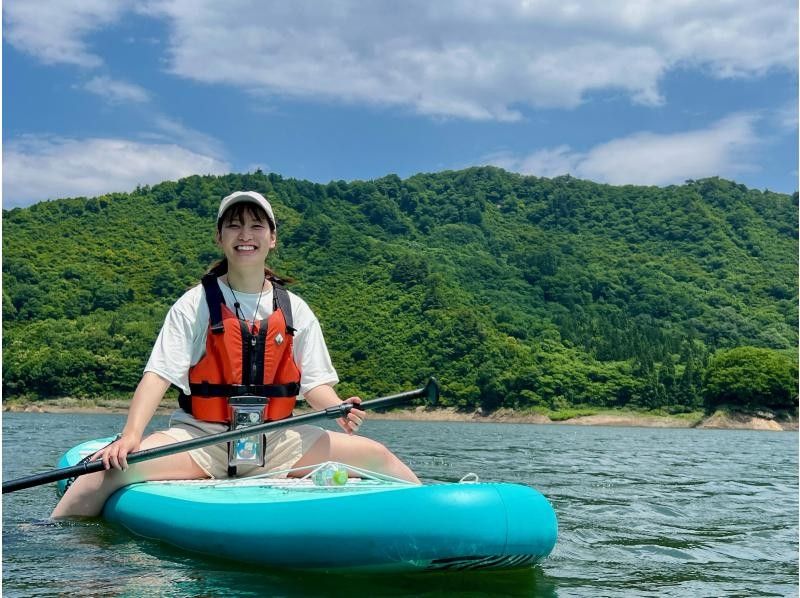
[52,190,419,518]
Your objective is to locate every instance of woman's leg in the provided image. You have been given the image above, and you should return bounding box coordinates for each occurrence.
[50,432,208,519]
[290,432,420,484]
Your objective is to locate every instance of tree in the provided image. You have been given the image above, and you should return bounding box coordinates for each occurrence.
[702,346,798,411]
[391,254,430,285]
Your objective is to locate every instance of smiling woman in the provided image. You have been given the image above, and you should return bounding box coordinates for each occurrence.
[50,190,420,518]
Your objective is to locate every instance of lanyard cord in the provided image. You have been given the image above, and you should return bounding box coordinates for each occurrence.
[228,273,268,334]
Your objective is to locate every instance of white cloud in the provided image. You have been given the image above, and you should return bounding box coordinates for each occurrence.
[82,76,151,103]
[484,114,761,186]
[3,0,131,67]
[484,146,580,179]
[146,116,226,159]
[3,136,231,207]
[144,0,798,119]
[5,1,796,119]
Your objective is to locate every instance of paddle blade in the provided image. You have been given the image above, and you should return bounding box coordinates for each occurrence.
[425,377,440,406]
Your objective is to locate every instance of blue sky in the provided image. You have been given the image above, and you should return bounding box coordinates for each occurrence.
[3,1,798,208]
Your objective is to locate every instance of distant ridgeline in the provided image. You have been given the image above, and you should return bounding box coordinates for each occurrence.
[3,168,798,414]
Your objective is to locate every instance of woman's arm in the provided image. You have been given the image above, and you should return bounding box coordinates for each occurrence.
[98,372,172,470]
[122,372,172,439]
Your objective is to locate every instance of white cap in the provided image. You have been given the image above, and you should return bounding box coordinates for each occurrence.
[217,191,276,228]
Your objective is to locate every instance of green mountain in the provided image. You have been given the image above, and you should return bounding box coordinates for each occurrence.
[3,168,797,412]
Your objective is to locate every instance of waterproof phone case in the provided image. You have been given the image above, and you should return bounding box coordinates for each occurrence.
[227,397,267,468]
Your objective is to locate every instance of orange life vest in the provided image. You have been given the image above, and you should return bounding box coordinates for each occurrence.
[178,274,301,424]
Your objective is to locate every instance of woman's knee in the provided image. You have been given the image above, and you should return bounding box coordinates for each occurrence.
[292,432,381,469]
[67,468,117,495]
[334,434,394,467]
[366,440,393,465]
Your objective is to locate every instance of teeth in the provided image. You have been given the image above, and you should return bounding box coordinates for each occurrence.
[236,245,256,251]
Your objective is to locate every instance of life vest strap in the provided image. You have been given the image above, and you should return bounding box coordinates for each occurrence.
[201,274,226,334]
[273,283,296,334]
[188,382,301,398]
[203,274,295,335]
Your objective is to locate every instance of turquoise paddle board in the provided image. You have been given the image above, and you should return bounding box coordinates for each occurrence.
[57,438,558,572]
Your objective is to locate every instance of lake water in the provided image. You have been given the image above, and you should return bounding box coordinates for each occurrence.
[2,413,798,597]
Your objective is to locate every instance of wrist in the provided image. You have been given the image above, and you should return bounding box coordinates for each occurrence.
[120,428,143,440]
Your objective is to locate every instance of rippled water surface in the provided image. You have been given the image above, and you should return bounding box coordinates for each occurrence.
[3,413,798,596]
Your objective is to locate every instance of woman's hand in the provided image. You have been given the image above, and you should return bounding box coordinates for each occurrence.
[339,396,365,435]
[92,433,142,471]
[304,385,366,435]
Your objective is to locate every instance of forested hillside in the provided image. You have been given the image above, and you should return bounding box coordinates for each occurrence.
[3,168,797,413]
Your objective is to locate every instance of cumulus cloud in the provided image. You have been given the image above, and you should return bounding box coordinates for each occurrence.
[5,0,795,119]
[3,136,231,207]
[3,0,131,67]
[82,76,151,103]
[130,0,799,118]
[484,114,761,186]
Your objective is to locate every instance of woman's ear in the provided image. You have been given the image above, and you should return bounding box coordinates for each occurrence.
[269,233,277,249]
[215,231,222,246]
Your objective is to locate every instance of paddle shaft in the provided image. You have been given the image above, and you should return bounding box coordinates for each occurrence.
[3,379,439,494]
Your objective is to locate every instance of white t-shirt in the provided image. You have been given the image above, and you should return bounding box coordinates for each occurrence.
[145,278,339,397]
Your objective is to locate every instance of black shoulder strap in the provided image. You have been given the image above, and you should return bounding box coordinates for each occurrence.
[272,283,295,335]
[201,274,225,334]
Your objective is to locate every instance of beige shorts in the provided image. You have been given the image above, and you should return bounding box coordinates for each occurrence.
[160,409,327,479]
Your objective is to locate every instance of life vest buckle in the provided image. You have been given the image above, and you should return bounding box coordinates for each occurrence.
[227,395,268,470]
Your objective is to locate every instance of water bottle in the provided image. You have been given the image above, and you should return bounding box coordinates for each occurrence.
[312,463,349,486]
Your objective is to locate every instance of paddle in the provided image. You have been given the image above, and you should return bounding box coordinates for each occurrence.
[3,378,439,494]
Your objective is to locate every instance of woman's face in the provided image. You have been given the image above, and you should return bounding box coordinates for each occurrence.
[216,206,276,266]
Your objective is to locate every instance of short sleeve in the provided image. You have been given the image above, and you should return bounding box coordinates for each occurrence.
[289,295,339,396]
[144,285,208,395]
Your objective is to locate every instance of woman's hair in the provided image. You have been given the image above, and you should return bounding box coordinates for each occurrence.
[217,202,275,234]
[206,201,294,285]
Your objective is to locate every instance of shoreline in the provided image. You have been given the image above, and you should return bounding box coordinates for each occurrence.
[370,406,797,431]
[3,401,796,431]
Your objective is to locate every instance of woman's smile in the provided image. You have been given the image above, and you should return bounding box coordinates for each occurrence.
[218,212,275,262]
